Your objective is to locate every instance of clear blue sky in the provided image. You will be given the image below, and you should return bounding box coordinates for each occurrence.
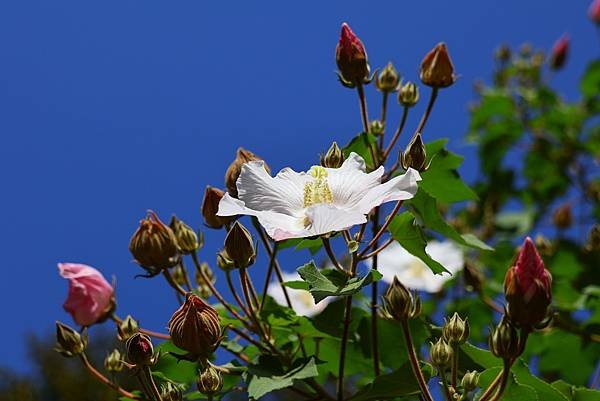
[0,1,596,372]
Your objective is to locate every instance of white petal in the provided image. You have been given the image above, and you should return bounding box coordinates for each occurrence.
[426,241,464,274]
[327,153,385,209]
[304,204,367,237]
[355,168,421,214]
[267,272,331,317]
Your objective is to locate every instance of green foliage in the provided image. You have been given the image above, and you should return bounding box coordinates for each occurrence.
[342,131,378,170]
[246,356,319,399]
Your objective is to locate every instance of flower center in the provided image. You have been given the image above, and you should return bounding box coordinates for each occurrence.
[303,166,333,208]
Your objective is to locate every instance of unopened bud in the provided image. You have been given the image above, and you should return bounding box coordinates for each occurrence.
[369,120,384,136]
[161,382,184,401]
[585,225,600,252]
[225,148,269,198]
[216,249,236,271]
[376,62,400,92]
[126,332,155,366]
[195,262,216,298]
[590,0,600,24]
[442,312,470,345]
[420,43,456,88]
[104,349,124,373]
[118,315,139,341]
[398,81,419,107]
[401,134,427,172]
[197,365,224,395]
[224,222,256,268]
[171,264,188,287]
[321,142,344,168]
[461,370,480,391]
[552,203,573,229]
[55,321,87,357]
[129,211,179,276]
[382,277,421,321]
[489,316,520,360]
[549,34,569,71]
[170,215,199,254]
[495,45,511,63]
[336,23,370,87]
[201,186,234,229]
[430,337,453,368]
[534,234,553,256]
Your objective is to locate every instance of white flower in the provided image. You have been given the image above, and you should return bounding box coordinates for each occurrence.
[370,240,464,293]
[217,153,421,241]
[267,272,331,317]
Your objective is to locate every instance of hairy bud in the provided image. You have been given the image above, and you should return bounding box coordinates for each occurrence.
[161,382,184,401]
[398,81,419,107]
[169,215,199,254]
[224,221,256,268]
[443,312,470,345]
[489,316,520,360]
[104,349,124,373]
[55,321,87,357]
[118,315,139,341]
[225,148,269,198]
[376,62,400,92]
[401,133,428,172]
[430,337,453,368]
[382,277,421,321]
[336,22,370,86]
[321,142,345,168]
[420,43,456,88]
[201,186,233,229]
[126,332,155,366]
[461,370,480,392]
[552,203,573,230]
[168,294,222,360]
[197,365,224,395]
[129,211,179,276]
[549,34,569,71]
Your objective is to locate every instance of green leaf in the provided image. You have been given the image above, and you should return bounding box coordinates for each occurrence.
[387,211,449,274]
[511,360,569,401]
[343,132,378,170]
[296,261,382,303]
[283,280,310,290]
[476,367,538,401]
[552,380,600,401]
[154,341,199,385]
[347,361,429,401]
[408,189,493,251]
[278,238,323,255]
[495,209,535,235]
[246,356,319,399]
[581,60,600,99]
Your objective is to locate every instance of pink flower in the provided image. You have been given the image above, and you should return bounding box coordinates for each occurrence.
[549,34,569,70]
[58,263,115,327]
[589,0,600,24]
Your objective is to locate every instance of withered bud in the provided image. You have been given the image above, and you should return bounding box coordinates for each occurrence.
[461,370,480,391]
[216,249,236,271]
[443,312,470,345]
[376,62,400,92]
[225,148,269,198]
[197,365,224,395]
[201,186,234,229]
[369,120,384,136]
[129,210,179,276]
[104,349,124,373]
[168,293,222,359]
[585,225,600,252]
[195,262,216,298]
[224,221,256,268]
[463,262,484,293]
[118,315,139,341]
[420,43,457,88]
[125,332,155,366]
[552,203,573,230]
[55,321,87,357]
[382,276,421,321]
[489,316,520,360]
[161,382,184,401]
[320,142,344,169]
[430,337,453,368]
[401,133,428,172]
[169,215,199,254]
[398,81,419,107]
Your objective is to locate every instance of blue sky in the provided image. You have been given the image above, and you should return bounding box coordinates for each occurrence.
[0,1,596,372]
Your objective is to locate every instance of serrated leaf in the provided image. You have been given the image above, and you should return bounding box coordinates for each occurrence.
[296,261,382,303]
[154,341,199,384]
[246,356,319,399]
[476,367,538,401]
[347,361,428,401]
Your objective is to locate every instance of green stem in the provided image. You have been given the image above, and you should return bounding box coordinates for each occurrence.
[489,360,511,401]
[414,87,438,137]
[79,354,140,400]
[451,343,458,389]
[162,269,187,298]
[381,106,408,163]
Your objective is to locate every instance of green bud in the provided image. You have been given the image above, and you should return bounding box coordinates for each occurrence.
[169,215,199,254]
[104,349,124,373]
[398,81,419,107]
[369,120,384,136]
[55,321,87,357]
[442,312,470,345]
[401,133,427,172]
[347,240,359,254]
[197,365,224,395]
[489,316,520,360]
[376,62,400,92]
[161,382,184,401]
[118,315,139,341]
[382,277,421,321]
[224,222,256,268]
[320,142,344,168]
[430,337,453,368]
[461,370,480,392]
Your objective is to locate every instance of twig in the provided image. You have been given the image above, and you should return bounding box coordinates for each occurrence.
[79,354,140,400]
[382,106,409,163]
[322,237,349,276]
[162,269,187,298]
[360,237,394,260]
[359,200,404,258]
[401,320,435,401]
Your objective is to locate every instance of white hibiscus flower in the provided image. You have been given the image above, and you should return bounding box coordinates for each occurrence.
[217,153,421,241]
[267,271,331,317]
[369,240,463,293]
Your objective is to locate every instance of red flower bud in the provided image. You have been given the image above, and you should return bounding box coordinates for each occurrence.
[549,34,569,71]
[504,237,552,328]
[335,23,370,86]
[420,43,456,88]
[590,0,600,24]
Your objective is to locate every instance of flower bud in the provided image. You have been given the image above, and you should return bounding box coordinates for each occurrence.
[489,316,520,360]
[549,34,569,71]
[197,365,224,395]
[420,43,456,88]
[225,148,269,198]
[161,382,183,401]
[430,337,453,368]
[224,221,256,268]
[585,224,600,252]
[552,203,573,229]
[168,293,222,359]
[171,264,188,287]
[169,215,199,254]
[534,234,553,256]
[398,81,419,107]
[195,262,216,298]
[216,249,236,271]
[320,142,344,169]
[335,23,370,86]
[369,120,384,136]
[442,312,470,345]
[376,62,400,93]
[104,349,124,373]
[504,237,552,328]
[129,211,179,276]
[118,315,139,341]
[125,332,155,366]
[55,321,87,357]
[401,133,428,172]
[590,0,600,24]
[382,277,421,321]
[461,370,480,392]
[495,45,511,63]
[201,186,234,229]
[463,262,484,293]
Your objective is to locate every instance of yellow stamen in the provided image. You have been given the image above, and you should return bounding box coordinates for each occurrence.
[303,166,334,208]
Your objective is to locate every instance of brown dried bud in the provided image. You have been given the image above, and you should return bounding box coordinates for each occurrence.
[168,293,222,359]
[552,203,573,229]
[225,148,269,197]
[201,186,234,229]
[129,211,179,276]
[195,262,216,298]
[398,81,419,107]
[197,365,224,395]
[118,315,139,341]
[401,133,428,172]
[169,215,199,254]
[443,312,470,345]
[224,221,256,268]
[382,277,421,321]
[55,321,87,357]
[376,62,400,92]
[320,142,344,169]
[430,337,453,367]
[420,43,457,88]
[104,349,124,373]
[125,332,155,366]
